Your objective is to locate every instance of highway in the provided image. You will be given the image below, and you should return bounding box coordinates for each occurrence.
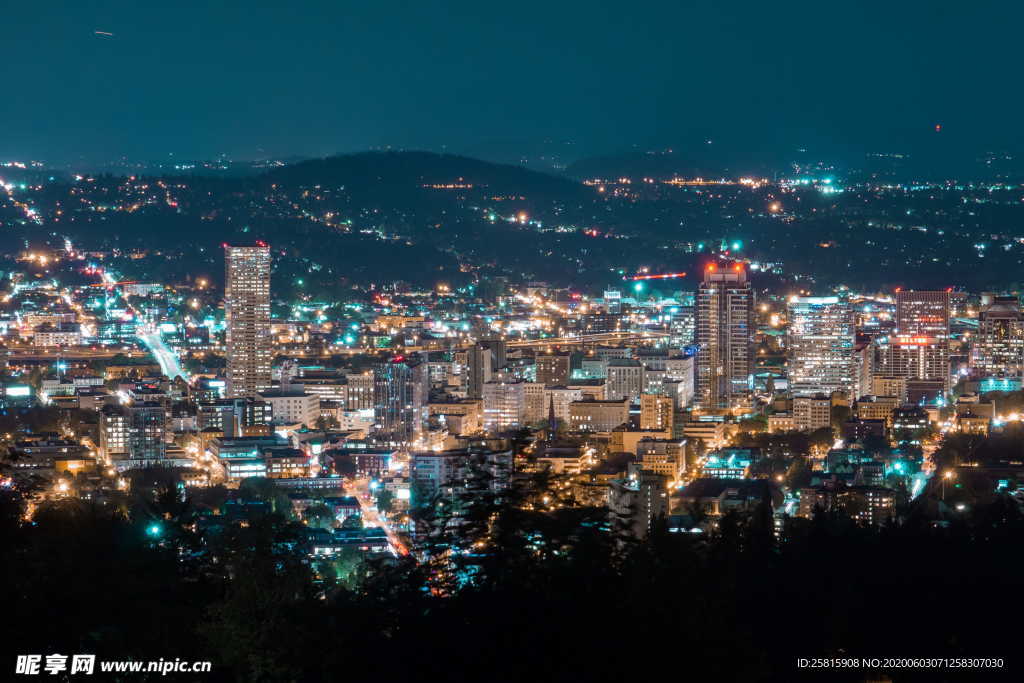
[137,326,189,381]
[3,348,150,360]
[504,331,671,348]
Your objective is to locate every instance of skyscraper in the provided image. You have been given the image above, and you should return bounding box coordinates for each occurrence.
[373,357,427,444]
[225,244,272,398]
[787,296,856,398]
[973,296,1024,376]
[695,263,753,411]
[896,290,950,338]
[889,289,951,393]
[466,337,506,399]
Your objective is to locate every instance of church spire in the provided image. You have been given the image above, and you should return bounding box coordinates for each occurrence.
[547,395,557,441]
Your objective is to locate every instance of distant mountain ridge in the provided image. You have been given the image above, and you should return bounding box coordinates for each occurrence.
[263,150,585,199]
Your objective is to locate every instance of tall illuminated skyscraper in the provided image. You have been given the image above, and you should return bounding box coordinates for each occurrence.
[896,290,950,338]
[889,289,951,393]
[225,244,272,398]
[973,296,1024,376]
[695,263,753,411]
[787,296,855,398]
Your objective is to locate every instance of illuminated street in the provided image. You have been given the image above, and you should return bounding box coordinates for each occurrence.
[137,325,188,381]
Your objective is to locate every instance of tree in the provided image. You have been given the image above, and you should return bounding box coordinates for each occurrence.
[303,504,335,530]
[238,477,295,519]
[862,432,890,456]
[375,489,395,514]
[340,513,364,530]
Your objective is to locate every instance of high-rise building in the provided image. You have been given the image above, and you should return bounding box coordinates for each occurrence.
[535,351,571,385]
[126,402,167,461]
[639,394,674,432]
[787,296,856,398]
[373,357,427,444]
[695,264,753,411]
[225,244,272,398]
[99,405,129,460]
[877,336,950,393]
[197,398,273,437]
[973,296,1024,376]
[793,394,832,432]
[896,290,950,338]
[482,377,526,432]
[101,403,167,463]
[466,338,506,399]
[669,298,696,347]
[889,290,951,394]
[606,359,643,401]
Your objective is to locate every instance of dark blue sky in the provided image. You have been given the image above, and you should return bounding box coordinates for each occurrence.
[2,1,1020,163]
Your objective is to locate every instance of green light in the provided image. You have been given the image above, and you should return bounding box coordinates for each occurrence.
[146,523,162,538]
[732,241,742,250]
[634,282,644,293]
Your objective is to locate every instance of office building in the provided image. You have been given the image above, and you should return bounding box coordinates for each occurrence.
[536,352,572,385]
[467,338,506,399]
[896,290,950,338]
[973,296,1024,376]
[258,389,320,427]
[568,398,630,433]
[373,357,427,444]
[695,264,753,411]
[225,244,272,397]
[888,289,950,392]
[481,377,526,432]
[793,394,832,432]
[877,336,950,393]
[787,296,855,398]
[606,359,643,401]
[640,394,674,432]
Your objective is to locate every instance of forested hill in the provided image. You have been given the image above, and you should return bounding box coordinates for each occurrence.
[263,150,586,201]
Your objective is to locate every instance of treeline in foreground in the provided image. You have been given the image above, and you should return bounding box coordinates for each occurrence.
[2,478,1023,683]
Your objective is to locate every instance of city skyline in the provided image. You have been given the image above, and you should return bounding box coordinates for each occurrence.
[5,3,1024,680]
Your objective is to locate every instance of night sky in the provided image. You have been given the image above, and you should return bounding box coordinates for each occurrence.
[3,1,1020,163]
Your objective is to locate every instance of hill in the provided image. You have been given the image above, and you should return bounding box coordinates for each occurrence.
[263,150,585,201]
